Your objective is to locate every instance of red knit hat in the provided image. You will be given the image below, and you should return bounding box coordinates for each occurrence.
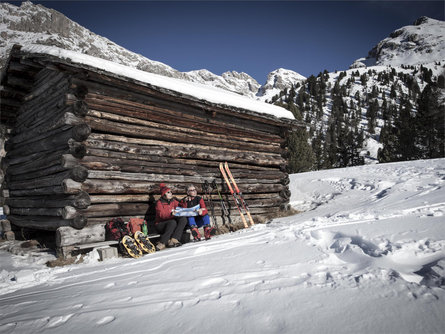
[160,183,171,196]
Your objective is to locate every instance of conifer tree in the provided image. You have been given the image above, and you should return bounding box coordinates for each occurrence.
[416,83,445,158]
[397,98,417,160]
[286,129,316,173]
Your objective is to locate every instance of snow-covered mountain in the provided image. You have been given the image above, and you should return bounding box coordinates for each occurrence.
[272,16,444,168]
[257,68,306,102]
[0,1,299,99]
[351,16,445,68]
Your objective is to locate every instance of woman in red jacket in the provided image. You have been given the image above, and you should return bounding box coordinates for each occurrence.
[154,183,187,250]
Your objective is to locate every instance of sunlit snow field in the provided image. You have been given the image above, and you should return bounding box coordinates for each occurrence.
[1,159,444,333]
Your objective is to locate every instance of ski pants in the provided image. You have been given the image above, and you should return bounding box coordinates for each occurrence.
[155,217,187,245]
[187,214,210,228]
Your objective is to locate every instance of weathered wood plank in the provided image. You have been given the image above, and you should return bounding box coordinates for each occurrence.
[87,109,281,152]
[84,135,285,167]
[8,214,87,230]
[6,192,91,209]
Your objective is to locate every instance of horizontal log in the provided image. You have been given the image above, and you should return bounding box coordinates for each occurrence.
[87,109,281,153]
[86,170,283,186]
[6,124,91,156]
[84,136,284,167]
[3,149,65,171]
[5,151,81,176]
[8,163,87,183]
[6,205,91,221]
[89,192,282,204]
[9,179,82,197]
[8,166,88,190]
[85,93,282,141]
[16,98,88,136]
[85,147,287,172]
[15,85,71,132]
[7,112,86,147]
[8,205,63,217]
[22,70,66,102]
[6,191,91,209]
[8,214,87,230]
[73,77,286,138]
[79,156,287,181]
[81,179,285,194]
[81,202,150,218]
[56,224,105,247]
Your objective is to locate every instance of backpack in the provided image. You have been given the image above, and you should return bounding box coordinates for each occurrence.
[127,218,145,235]
[105,218,129,241]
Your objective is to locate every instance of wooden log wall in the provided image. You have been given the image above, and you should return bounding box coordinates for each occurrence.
[2,60,90,231]
[2,53,293,236]
[71,70,291,227]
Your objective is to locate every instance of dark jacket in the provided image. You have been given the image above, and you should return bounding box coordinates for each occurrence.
[179,196,208,216]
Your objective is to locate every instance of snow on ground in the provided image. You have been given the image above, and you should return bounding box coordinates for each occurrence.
[0,159,444,333]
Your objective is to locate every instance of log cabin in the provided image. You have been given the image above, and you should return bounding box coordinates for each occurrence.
[1,45,302,255]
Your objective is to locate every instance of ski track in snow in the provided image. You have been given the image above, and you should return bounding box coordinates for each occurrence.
[0,159,444,333]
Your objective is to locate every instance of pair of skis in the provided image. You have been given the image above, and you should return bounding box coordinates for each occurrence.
[219,162,254,228]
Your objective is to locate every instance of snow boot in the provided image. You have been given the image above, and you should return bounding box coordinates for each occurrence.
[168,238,181,248]
[190,226,201,242]
[204,225,216,240]
[156,242,166,251]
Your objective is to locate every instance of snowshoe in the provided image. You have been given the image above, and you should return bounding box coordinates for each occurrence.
[134,231,156,254]
[190,226,201,241]
[121,235,143,258]
[204,225,216,240]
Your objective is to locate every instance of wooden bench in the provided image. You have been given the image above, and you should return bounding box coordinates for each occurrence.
[56,234,161,258]
[73,234,160,250]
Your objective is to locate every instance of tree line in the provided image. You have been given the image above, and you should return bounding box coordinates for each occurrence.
[269,64,445,173]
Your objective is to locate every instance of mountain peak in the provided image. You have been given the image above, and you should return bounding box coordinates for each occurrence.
[350,16,445,69]
[413,16,431,26]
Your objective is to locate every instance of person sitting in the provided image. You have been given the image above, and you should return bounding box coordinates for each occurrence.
[154,183,188,250]
[180,184,215,241]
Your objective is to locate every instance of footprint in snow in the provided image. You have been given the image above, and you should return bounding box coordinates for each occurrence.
[45,314,74,328]
[96,316,115,325]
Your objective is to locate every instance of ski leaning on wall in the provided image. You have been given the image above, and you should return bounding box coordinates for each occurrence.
[219,162,255,228]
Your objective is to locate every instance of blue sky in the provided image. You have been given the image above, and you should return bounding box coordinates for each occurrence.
[14,1,445,83]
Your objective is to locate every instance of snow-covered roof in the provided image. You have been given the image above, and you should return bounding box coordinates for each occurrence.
[20,45,295,121]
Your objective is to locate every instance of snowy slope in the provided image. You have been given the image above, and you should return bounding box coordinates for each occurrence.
[351,16,445,68]
[0,159,444,333]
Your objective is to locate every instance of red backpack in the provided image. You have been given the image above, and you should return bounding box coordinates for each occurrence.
[105,218,129,241]
[127,218,145,235]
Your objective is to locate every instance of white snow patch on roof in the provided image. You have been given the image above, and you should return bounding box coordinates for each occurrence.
[20,45,295,120]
